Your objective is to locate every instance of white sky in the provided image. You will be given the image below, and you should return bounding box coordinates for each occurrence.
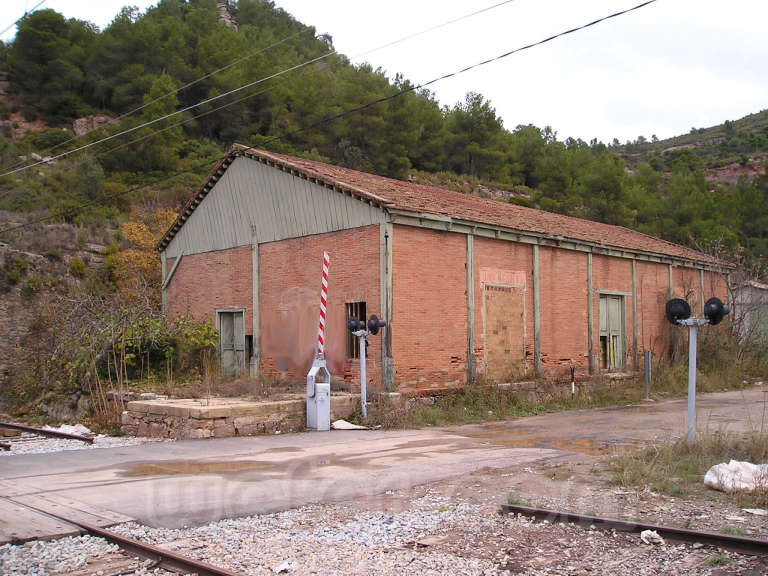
[1,0,767,144]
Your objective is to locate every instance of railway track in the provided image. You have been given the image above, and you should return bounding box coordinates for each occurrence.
[501,503,768,556]
[0,421,94,452]
[6,498,245,576]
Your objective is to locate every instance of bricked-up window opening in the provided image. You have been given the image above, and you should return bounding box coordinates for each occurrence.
[345,301,366,359]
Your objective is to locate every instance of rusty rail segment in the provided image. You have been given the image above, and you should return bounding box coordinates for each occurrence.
[0,422,94,444]
[12,499,245,576]
[501,504,768,556]
[79,519,246,576]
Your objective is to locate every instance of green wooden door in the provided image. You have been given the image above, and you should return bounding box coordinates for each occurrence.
[598,295,625,370]
[219,311,245,379]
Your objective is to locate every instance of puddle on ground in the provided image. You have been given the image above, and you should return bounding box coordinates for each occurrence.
[464,428,642,456]
[122,453,379,478]
[123,460,273,477]
[121,437,482,479]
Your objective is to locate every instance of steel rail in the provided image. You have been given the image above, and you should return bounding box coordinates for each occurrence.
[9,498,245,576]
[0,422,94,444]
[501,504,768,556]
[77,519,246,576]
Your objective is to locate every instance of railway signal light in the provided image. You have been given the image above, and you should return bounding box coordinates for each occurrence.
[346,314,387,419]
[663,294,730,445]
[367,314,386,335]
[703,297,730,326]
[665,298,691,325]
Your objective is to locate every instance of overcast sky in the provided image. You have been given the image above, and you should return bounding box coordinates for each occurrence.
[1,0,766,144]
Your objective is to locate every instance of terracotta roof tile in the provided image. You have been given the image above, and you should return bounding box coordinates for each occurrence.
[160,144,725,267]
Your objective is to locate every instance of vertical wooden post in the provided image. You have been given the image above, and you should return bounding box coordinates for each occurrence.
[251,241,260,379]
[668,263,675,363]
[587,252,594,374]
[668,264,674,297]
[632,259,638,370]
[466,234,475,385]
[533,244,541,374]
[380,222,394,391]
[160,251,167,315]
[699,268,705,314]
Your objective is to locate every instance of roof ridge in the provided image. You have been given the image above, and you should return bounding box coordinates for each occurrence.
[157,145,730,268]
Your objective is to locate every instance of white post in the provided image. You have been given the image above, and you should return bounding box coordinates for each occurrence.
[687,324,698,445]
[307,252,331,431]
[358,333,367,419]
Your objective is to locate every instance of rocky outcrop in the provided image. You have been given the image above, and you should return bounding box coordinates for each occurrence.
[217,2,238,30]
[72,115,117,137]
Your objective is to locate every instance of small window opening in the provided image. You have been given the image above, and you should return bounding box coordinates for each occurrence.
[345,301,366,359]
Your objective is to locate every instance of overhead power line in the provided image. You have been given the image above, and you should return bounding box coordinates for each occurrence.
[1,0,519,177]
[0,27,314,172]
[0,0,656,236]
[0,0,46,37]
[93,0,524,162]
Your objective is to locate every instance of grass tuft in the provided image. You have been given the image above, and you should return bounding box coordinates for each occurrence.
[612,427,768,507]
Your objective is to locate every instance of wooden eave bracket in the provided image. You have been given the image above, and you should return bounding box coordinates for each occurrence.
[162,252,183,290]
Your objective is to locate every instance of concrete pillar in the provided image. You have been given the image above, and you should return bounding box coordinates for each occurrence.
[380,222,394,391]
[250,241,260,379]
[587,252,594,374]
[632,259,638,370]
[533,244,541,374]
[466,234,475,385]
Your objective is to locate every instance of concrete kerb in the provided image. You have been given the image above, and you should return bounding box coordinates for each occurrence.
[122,395,361,440]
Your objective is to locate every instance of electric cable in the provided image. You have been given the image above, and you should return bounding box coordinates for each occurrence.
[0,0,657,235]
[0,0,46,37]
[1,0,519,177]
[0,27,314,172]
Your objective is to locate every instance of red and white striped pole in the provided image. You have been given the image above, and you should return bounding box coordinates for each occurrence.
[317,251,330,358]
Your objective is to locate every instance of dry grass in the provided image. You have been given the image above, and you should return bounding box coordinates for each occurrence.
[350,377,647,430]
[612,426,768,507]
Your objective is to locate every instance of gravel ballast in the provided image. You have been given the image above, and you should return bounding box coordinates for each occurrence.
[0,433,170,456]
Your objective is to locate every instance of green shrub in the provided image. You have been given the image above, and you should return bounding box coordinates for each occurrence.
[45,247,62,261]
[6,255,28,284]
[69,256,86,278]
[20,274,43,299]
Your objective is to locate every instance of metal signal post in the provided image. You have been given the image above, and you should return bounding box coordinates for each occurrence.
[347,314,386,419]
[665,297,729,444]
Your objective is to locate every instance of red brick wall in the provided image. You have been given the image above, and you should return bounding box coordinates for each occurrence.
[392,226,467,391]
[675,266,704,313]
[635,261,671,360]
[472,237,534,379]
[165,246,253,332]
[165,224,730,391]
[258,226,381,388]
[541,247,590,374]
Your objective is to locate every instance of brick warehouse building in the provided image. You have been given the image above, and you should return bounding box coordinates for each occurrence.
[157,144,730,394]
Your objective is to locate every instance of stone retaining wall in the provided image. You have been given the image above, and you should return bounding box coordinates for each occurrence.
[121,395,359,440]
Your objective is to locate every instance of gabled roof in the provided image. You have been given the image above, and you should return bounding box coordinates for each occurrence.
[158,144,725,267]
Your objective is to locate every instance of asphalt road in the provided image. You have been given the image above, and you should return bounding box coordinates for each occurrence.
[1,386,765,535]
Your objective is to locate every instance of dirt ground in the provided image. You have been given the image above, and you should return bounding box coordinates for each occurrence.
[4,387,767,575]
[83,451,767,575]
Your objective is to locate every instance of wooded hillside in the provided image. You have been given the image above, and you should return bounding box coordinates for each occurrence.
[0,0,766,268]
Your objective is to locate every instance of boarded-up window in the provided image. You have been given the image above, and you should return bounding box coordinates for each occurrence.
[483,284,525,382]
[345,301,366,359]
